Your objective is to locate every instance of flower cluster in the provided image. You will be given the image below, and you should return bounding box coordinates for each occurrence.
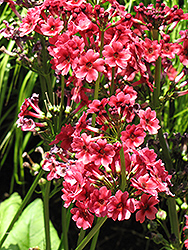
[2,0,187,96]
[10,0,187,232]
[40,86,171,229]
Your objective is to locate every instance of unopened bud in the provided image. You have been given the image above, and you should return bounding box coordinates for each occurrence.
[152,233,164,244]
[156,209,167,220]
[181,202,188,210]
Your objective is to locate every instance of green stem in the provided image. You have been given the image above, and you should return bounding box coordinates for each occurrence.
[39,74,47,102]
[157,128,173,172]
[153,56,161,109]
[99,30,105,58]
[110,67,115,95]
[151,29,161,110]
[90,218,101,250]
[151,28,181,250]
[40,35,53,102]
[45,73,53,103]
[119,146,127,191]
[59,75,65,130]
[61,204,69,250]
[58,203,72,250]
[0,169,44,248]
[77,228,86,246]
[43,181,51,250]
[167,198,182,250]
[91,30,105,128]
[75,217,107,250]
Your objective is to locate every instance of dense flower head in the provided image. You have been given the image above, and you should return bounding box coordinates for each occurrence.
[42,87,171,229]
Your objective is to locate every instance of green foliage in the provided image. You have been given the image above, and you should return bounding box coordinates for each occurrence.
[0,193,22,242]
[0,193,60,250]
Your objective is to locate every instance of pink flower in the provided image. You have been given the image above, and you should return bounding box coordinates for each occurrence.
[18,94,44,119]
[54,45,77,75]
[179,40,188,66]
[143,38,161,63]
[131,173,158,196]
[121,124,146,148]
[138,107,160,134]
[103,41,131,69]
[89,186,111,217]
[87,99,108,115]
[90,139,115,169]
[107,190,135,221]
[71,133,93,164]
[183,215,188,249]
[184,239,188,249]
[71,201,94,230]
[161,42,182,59]
[19,7,41,37]
[71,12,91,31]
[76,49,105,82]
[16,117,36,132]
[41,16,64,36]
[136,194,159,223]
[42,153,67,181]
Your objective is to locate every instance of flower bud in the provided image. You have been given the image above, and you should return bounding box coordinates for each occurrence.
[156,209,167,220]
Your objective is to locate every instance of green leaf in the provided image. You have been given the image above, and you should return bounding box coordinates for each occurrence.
[0,193,22,242]
[2,199,60,250]
[0,243,20,250]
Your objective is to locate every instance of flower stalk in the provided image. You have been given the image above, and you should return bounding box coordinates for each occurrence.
[152,28,181,250]
[43,180,51,250]
[75,217,107,250]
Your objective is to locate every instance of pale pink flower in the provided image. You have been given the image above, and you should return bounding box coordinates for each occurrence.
[41,16,64,36]
[103,41,131,69]
[138,107,160,134]
[71,201,94,230]
[107,190,135,221]
[76,49,104,82]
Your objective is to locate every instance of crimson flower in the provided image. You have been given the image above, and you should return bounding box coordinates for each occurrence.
[136,194,159,223]
[76,49,105,82]
[103,41,131,69]
[49,124,74,150]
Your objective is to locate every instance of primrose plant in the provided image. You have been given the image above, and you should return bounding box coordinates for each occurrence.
[1,0,188,249]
